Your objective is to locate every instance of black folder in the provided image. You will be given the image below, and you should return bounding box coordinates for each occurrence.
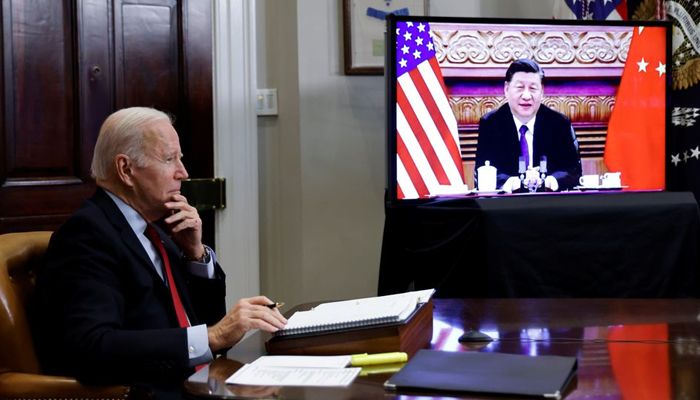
[384,349,577,399]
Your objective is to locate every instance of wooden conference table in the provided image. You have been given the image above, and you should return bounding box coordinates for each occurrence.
[184,298,700,399]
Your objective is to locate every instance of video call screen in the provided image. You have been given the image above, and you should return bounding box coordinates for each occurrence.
[386,15,671,202]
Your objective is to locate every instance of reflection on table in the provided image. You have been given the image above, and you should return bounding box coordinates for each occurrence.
[183,298,700,399]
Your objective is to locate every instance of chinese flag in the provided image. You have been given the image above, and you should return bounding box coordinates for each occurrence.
[604,26,666,190]
[608,324,670,400]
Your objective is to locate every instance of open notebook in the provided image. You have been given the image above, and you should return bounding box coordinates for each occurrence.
[273,289,435,338]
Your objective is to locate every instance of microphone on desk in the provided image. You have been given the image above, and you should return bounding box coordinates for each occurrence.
[538,156,548,192]
[459,330,493,343]
[514,156,527,193]
[540,156,547,175]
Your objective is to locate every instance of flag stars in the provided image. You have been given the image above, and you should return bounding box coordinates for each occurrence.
[406,22,413,27]
[637,57,649,72]
[427,42,434,51]
[404,31,412,41]
[399,58,407,68]
[413,49,422,59]
[672,154,681,166]
[396,28,400,35]
[656,61,666,77]
[692,147,700,159]
[415,37,424,46]
[417,23,426,32]
[401,45,410,54]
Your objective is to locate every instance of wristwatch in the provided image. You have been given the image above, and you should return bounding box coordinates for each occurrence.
[185,246,210,263]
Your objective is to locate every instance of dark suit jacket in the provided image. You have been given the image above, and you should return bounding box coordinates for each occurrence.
[34,188,226,390]
[475,104,582,190]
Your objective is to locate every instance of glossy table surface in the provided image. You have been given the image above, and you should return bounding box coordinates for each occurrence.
[184,298,700,399]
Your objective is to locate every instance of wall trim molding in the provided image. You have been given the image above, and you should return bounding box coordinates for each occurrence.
[212,0,260,306]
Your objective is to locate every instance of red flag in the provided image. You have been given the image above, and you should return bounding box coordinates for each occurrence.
[604,26,666,190]
[608,324,670,400]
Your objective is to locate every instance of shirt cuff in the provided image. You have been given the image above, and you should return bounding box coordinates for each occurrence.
[185,245,216,278]
[186,324,214,366]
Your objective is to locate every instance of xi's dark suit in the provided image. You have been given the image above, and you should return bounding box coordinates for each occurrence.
[475,104,582,190]
[34,188,226,394]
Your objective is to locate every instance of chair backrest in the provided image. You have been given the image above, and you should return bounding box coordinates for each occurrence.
[0,231,52,375]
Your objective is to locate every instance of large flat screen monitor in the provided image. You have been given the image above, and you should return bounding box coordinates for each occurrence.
[386,15,671,203]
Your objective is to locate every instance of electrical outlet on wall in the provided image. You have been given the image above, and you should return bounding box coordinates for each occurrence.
[256,88,278,116]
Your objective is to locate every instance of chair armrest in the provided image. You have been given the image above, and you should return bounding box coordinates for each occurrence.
[0,371,147,399]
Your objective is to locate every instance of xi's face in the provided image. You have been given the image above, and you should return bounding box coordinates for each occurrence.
[130,120,189,222]
[505,72,543,123]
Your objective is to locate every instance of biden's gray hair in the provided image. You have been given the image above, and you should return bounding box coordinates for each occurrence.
[90,107,173,181]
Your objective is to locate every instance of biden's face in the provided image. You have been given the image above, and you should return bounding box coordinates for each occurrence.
[129,120,189,222]
[505,72,543,124]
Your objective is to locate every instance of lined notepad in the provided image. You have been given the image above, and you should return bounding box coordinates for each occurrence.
[273,289,435,337]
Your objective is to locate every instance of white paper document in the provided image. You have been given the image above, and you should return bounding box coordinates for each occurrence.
[225,363,360,387]
[250,355,351,368]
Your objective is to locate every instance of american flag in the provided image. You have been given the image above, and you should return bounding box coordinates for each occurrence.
[395,21,465,199]
[554,0,628,20]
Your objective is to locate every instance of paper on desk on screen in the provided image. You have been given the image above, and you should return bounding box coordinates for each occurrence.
[225,355,360,387]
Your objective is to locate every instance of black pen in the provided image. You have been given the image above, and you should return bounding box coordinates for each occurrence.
[266,302,284,309]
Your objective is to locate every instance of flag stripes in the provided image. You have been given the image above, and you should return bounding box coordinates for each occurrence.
[396,61,464,198]
[395,21,465,199]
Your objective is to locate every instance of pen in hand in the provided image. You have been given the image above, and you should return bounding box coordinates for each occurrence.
[267,302,285,309]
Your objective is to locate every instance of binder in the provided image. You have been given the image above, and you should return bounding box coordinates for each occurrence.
[272,289,434,337]
[384,349,577,399]
[265,298,433,357]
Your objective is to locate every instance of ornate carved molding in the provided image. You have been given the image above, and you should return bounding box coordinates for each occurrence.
[431,24,633,77]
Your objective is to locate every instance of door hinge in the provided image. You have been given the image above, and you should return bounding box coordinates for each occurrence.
[180,178,226,211]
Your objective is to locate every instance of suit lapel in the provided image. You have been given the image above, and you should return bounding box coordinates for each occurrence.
[91,188,199,325]
[499,106,521,164]
[533,107,549,163]
[91,189,174,312]
[150,224,199,323]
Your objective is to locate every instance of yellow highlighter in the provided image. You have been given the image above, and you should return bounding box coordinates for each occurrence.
[350,352,408,366]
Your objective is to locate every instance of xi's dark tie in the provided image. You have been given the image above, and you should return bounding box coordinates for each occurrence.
[519,125,530,169]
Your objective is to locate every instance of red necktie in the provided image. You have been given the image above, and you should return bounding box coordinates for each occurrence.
[144,225,190,329]
[144,226,207,372]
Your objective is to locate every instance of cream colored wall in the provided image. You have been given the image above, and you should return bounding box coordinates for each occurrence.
[255,0,558,307]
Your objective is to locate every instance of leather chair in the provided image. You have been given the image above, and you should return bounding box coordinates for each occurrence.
[0,231,148,399]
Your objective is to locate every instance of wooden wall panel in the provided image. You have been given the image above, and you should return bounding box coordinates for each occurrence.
[0,0,94,233]
[114,0,179,111]
[0,0,213,235]
[5,0,75,178]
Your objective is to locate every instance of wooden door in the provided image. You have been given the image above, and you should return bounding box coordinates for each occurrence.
[0,0,214,243]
